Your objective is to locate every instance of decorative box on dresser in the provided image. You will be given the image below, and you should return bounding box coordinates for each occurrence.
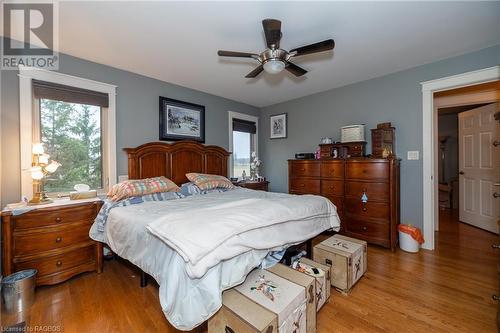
[288,158,400,250]
[1,199,104,286]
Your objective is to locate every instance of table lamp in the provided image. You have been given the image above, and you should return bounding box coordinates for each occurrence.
[28,143,61,205]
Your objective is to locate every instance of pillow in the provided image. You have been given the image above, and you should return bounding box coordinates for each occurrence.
[107,176,180,201]
[185,173,235,191]
[180,182,232,196]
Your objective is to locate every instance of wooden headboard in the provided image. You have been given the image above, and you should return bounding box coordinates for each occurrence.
[123,141,231,184]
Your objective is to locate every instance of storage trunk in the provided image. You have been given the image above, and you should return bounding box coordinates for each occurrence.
[313,235,367,293]
[294,257,331,311]
[267,263,316,333]
[208,289,278,333]
[234,268,307,333]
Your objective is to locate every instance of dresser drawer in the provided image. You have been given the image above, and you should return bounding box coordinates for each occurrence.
[323,194,343,213]
[13,223,92,256]
[290,161,320,178]
[321,180,344,196]
[320,161,344,179]
[344,198,390,220]
[345,181,389,202]
[346,218,390,245]
[289,178,320,194]
[346,162,389,180]
[13,204,96,229]
[14,245,95,278]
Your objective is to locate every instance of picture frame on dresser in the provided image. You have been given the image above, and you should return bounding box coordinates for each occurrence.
[159,96,205,143]
[270,113,287,139]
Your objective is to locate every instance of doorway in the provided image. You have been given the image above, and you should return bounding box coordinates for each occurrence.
[434,81,499,235]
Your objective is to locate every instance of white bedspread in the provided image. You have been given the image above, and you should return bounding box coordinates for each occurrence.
[147,188,339,278]
[92,188,340,330]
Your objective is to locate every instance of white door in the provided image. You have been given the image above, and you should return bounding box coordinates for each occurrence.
[458,103,500,233]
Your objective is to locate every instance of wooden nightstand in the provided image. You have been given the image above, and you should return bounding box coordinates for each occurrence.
[1,198,103,286]
[234,180,270,192]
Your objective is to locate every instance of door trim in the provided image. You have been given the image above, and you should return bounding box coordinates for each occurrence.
[421,66,500,250]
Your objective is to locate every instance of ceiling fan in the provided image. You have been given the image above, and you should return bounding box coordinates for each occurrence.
[217,19,335,78]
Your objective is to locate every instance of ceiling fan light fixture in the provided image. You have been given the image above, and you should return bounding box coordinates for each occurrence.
[263,59,285,74]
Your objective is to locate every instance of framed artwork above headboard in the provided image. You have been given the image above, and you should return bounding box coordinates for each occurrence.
[124,141,230,185]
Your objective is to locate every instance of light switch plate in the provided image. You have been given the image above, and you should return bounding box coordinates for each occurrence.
[407,151,420,160]
[118,175,129,182]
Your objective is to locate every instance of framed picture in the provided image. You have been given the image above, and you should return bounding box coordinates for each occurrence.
[159,97,205,142]
[270,113,287,139]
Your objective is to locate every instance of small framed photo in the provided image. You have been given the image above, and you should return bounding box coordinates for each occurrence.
[159,96,205,142]
[270,113,287,139]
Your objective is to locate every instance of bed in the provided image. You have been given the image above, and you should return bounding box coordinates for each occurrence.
[89,141,340,330]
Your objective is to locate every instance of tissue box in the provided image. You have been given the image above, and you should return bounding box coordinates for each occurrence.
[70,190,97,200]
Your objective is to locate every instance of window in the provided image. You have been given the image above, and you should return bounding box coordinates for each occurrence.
[229,112,258,178]
[39,99,102,192]
[17,71,116,198]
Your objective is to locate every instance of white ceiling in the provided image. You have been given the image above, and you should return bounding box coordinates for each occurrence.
[55,1,500,107]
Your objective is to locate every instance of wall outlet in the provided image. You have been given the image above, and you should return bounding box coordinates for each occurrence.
[407,151,420,160]
[118,175,129,182]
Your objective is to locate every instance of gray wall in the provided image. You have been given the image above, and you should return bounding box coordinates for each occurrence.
[0,52,259,205]
[437,113,458,185]
[259,44,500,229]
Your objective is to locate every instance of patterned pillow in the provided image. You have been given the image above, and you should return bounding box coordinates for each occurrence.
[185,173,235,191]
[107,176,180,201]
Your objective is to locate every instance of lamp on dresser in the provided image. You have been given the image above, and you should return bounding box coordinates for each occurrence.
[29,143,61,205]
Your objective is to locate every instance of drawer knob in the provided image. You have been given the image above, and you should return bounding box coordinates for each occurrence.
[493,295,500,301]
[300,183,305,187]
[362,169,367,174]
[56,260,62,267]
[55,217,62,223]
[492,244,500,249]
[301,168,306,172]
[362,226,368,231]
[55,237,62,243]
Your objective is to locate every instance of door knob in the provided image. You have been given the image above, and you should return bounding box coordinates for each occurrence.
[459,171,464,175]
[494,192,500,198]
[493,141,500,147]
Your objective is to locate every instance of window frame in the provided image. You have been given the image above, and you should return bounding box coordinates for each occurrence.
[18,65,117,199]
[228,111,258,178]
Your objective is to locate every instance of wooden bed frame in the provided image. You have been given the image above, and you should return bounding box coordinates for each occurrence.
[123,140,231,286]
[124,140,231,184]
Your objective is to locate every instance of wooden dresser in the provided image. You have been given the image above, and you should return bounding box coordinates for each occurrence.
[1,199,103,286]
[233,180,270,191]
[288,158,400,250]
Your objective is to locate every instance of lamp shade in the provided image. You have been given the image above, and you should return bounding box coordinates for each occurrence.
[32,143,45,155]
[39,154,50,165]
[30,166,44,180]
[45,161,61,173]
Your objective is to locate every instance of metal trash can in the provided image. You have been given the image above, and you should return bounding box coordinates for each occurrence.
[1,269,37,314]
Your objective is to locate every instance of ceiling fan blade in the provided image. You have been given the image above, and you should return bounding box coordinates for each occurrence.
[245,65,264,78]
[286,62,307,77]
[262,19,282,49]
[217,50,257,58]
[290,39,335,57]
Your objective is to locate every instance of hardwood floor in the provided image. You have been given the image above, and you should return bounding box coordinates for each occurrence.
[3,209,497,332]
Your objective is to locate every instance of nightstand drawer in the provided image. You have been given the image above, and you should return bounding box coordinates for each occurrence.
[13,223,92,256]
[15,245,95,278]
[13,204,96,229]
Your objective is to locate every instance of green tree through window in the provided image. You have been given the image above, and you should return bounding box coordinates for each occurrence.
[40,99,102,192]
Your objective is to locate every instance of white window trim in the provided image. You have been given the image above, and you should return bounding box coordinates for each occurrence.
[228,111,259,178]
[420,65,500,250]
[18,65,117,199]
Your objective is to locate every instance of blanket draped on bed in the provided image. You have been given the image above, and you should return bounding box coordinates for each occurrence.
[146,189,339,278]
